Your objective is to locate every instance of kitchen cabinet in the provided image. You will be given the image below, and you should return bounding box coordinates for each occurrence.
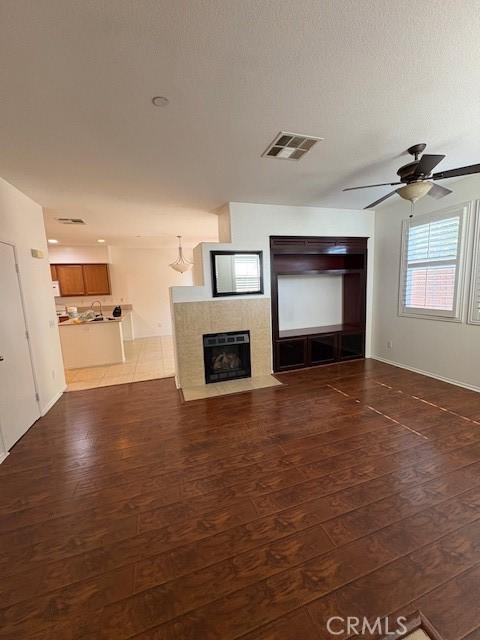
[51,263,111,296]
[55,265,86,295]
[82,264,110,295]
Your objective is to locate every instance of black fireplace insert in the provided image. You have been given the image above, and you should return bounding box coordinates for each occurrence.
[203,331,251,384]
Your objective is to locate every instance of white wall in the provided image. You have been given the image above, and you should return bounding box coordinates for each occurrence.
[278,274,343,331]
[171,202,375,354]
[373,175,480,391]
[48,244,110,264]
[108,247,193,337]
[0,178,65,417]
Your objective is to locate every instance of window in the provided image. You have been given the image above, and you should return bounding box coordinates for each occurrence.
[399,205,468,320]
[468,208,480,324]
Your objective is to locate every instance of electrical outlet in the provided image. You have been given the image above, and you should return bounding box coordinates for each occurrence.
[387,341,393,349]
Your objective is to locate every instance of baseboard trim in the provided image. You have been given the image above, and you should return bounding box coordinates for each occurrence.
[373,355,480,394]
[41,387,66,416]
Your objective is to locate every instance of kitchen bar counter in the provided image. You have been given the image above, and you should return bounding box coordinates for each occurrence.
[59,318,126,368]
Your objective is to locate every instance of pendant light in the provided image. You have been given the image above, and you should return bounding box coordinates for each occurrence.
[169,235,192,273]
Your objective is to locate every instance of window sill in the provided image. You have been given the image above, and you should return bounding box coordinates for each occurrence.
[398,310,462,323]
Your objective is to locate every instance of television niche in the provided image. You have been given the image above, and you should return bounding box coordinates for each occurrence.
[270,236,367,372]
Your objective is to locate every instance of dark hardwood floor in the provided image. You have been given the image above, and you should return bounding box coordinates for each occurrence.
[1,359,480,639]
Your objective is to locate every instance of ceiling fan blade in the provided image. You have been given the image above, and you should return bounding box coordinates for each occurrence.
[414,154,445,176]
[427,183,453,199]
[364,190,397,209]
[343,182,401,192]
[433,163,480,180]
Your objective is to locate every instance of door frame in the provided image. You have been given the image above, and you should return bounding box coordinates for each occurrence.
[0,240,41,456]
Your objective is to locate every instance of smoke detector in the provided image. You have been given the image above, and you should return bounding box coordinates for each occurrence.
[262,131,323,160]
[55,217,86,225]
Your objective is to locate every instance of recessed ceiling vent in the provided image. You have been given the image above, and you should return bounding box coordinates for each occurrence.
[55,217,86,225]
[262,131,323,160]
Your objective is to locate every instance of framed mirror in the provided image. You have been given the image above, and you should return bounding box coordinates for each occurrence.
[211,251,264,297]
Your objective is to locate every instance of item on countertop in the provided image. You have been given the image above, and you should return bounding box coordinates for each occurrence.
[112,305,122,317]
[67,306,78,318]
[81,310,96,321]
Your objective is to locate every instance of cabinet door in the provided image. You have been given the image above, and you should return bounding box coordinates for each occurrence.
[309,334,337,364]
[50,264,57,281]
[339,332,364,360]
[56,265,85,296]
[83,264,110,295]
[275,339,307,370]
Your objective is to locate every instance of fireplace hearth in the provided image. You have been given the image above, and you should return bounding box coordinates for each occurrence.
[203,331,251,384]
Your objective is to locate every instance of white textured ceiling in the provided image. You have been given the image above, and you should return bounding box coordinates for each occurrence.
[2,0,480,244]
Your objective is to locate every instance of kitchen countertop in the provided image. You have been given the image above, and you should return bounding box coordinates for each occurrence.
[59,317,123,326]
[74,304,133,313]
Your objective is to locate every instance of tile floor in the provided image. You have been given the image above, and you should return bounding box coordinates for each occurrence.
[65,336,175,391]
[181,374,283,401]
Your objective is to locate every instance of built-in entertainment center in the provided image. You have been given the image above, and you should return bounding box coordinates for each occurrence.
[270,235,367,371]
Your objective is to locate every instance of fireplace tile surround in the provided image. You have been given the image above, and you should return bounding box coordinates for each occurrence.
[172,297,272,389]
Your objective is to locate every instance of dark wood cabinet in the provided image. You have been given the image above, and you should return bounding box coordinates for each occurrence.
[50,263,111,296]
[276,339,307,370]
[309,333,337,364]
[339,331,365,360]
[270,235,368,372]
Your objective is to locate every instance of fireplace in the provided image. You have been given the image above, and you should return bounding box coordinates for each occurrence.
[203,331,251,384]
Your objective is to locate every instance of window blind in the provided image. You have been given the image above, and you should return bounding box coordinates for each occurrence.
[233,254,261,292]
[400,209,464,318]
[469,216,480,324]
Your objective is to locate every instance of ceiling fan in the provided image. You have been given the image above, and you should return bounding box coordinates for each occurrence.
[343,143,480,209]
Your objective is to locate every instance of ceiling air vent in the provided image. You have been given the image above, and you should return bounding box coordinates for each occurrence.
[262,131,323,160]
[55,218,86,225]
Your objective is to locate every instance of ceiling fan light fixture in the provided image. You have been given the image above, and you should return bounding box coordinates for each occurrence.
[397,181,433,203]
[169,235,193,273]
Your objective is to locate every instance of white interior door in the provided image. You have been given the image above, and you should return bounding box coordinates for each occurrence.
[0,242,40,450]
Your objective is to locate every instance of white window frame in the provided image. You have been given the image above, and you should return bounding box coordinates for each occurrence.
[468,201,480,325]
[398,203,470,322]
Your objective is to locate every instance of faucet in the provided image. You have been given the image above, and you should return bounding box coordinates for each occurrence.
[90,300,103,317]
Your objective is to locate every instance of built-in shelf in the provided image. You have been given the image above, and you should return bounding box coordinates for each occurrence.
[270,235,368,372]
[278,323,363,339]
[276,268,362,276]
